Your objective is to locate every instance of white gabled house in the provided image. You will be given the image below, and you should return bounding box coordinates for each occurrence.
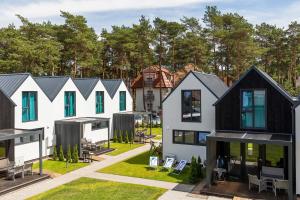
[0,73,133,163]
[34,76,86,150]
[162,71,228,162]
[73,78,111,143]
[0,73,51,161]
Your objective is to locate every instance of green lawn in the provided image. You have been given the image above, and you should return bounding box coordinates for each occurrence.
[99,151,190,183]
[28,177,166,200]
[33,160,89,175]
[230,142,283,166]
[105,142,144,156]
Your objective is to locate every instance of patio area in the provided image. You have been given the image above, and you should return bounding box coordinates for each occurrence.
[200,180,288,200]
[0,172,49,195]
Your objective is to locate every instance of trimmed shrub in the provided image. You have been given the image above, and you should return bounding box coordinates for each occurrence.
[52,146,58,161]
[66,145,72,163]
[72,145,79,163]
[59,145,64,161]
[118,130,123,143]
[113,131,117,143]
[188,156,198,184]
[197,156,203,178]
[125,131,129,143]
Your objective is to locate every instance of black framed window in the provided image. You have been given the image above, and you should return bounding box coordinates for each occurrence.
[91,121,108,131]
[15,135,39,145]
[241,89,266,129]
[181,90,201,122]
[173,130,208,146]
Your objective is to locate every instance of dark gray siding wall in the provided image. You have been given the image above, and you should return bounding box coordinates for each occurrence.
[55,123,81,154]
[0,90,15,129]
[113,113,134,137]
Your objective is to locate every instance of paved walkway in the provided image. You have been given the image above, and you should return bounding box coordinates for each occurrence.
[1,144,150,200]
[158,190,230,200]
[1,144,229,200]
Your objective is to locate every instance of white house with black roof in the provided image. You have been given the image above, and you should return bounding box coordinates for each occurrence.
[0,73,133,162]
[162,71,228,162]
[0,73,51,161]
[73,78,111,143]
[34,76,86,152]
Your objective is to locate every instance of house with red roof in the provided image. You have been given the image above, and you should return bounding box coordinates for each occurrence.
[131,65,174,114]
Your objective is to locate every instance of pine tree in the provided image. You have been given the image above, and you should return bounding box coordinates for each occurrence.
[113,131,117,143]
[52,146,58,161]
[188,156,198,184]
[118,130,123,143]
[59,145,64,161]
[125,131,129,143]
[66,145,72,163]
[72,145,79,163]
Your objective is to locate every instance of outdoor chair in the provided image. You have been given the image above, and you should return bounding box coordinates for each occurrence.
[162,157,175,171]
[24,162,33,176]
[0,158,13,173]
[172,160,187,175]
[273,179,288,196]
[7,165,24,181]
[248,174,266,193]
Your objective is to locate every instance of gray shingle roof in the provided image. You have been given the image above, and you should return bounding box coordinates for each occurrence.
[34,76,69,101]
[101,79,122,98]
[0,73,30,97]
[73,78,99,100]
[192,71,228,98]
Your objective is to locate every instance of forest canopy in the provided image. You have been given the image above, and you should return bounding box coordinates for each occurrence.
[0,6,299,95]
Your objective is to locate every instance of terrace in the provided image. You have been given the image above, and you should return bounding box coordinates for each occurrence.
[0,128,49,195]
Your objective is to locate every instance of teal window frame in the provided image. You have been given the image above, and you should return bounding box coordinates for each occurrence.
[119,91,126,111]
[241,89,266,129]
[96,91,104,114]
[22,91,37,122]
[64,91,76,117]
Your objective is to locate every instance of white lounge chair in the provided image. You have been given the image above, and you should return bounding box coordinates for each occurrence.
[248,174,266,193]
[273,179,288,196]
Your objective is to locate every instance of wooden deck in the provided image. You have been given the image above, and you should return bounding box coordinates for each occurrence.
[0,172,49,195]
[200,180,288,200]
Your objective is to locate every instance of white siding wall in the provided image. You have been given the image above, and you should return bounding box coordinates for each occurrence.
[296,105,300,194]
[162,73,217,162]
[11,76,52,161]
[83,123,108,143]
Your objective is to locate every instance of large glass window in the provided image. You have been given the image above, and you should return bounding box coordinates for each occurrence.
[96,91,104,114]
[22,91,37,122]
[119,91,126,111]
[181,90,201,122]
[173,130,208,145]
[241,90,266,129]
[65,91,76,117]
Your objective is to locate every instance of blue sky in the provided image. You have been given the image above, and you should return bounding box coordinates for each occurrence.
[0,0,299,33]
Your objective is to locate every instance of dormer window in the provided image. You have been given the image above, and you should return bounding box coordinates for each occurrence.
[241,90,266,129]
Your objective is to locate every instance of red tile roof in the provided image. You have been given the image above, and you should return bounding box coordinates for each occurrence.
[131,65,174,89]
